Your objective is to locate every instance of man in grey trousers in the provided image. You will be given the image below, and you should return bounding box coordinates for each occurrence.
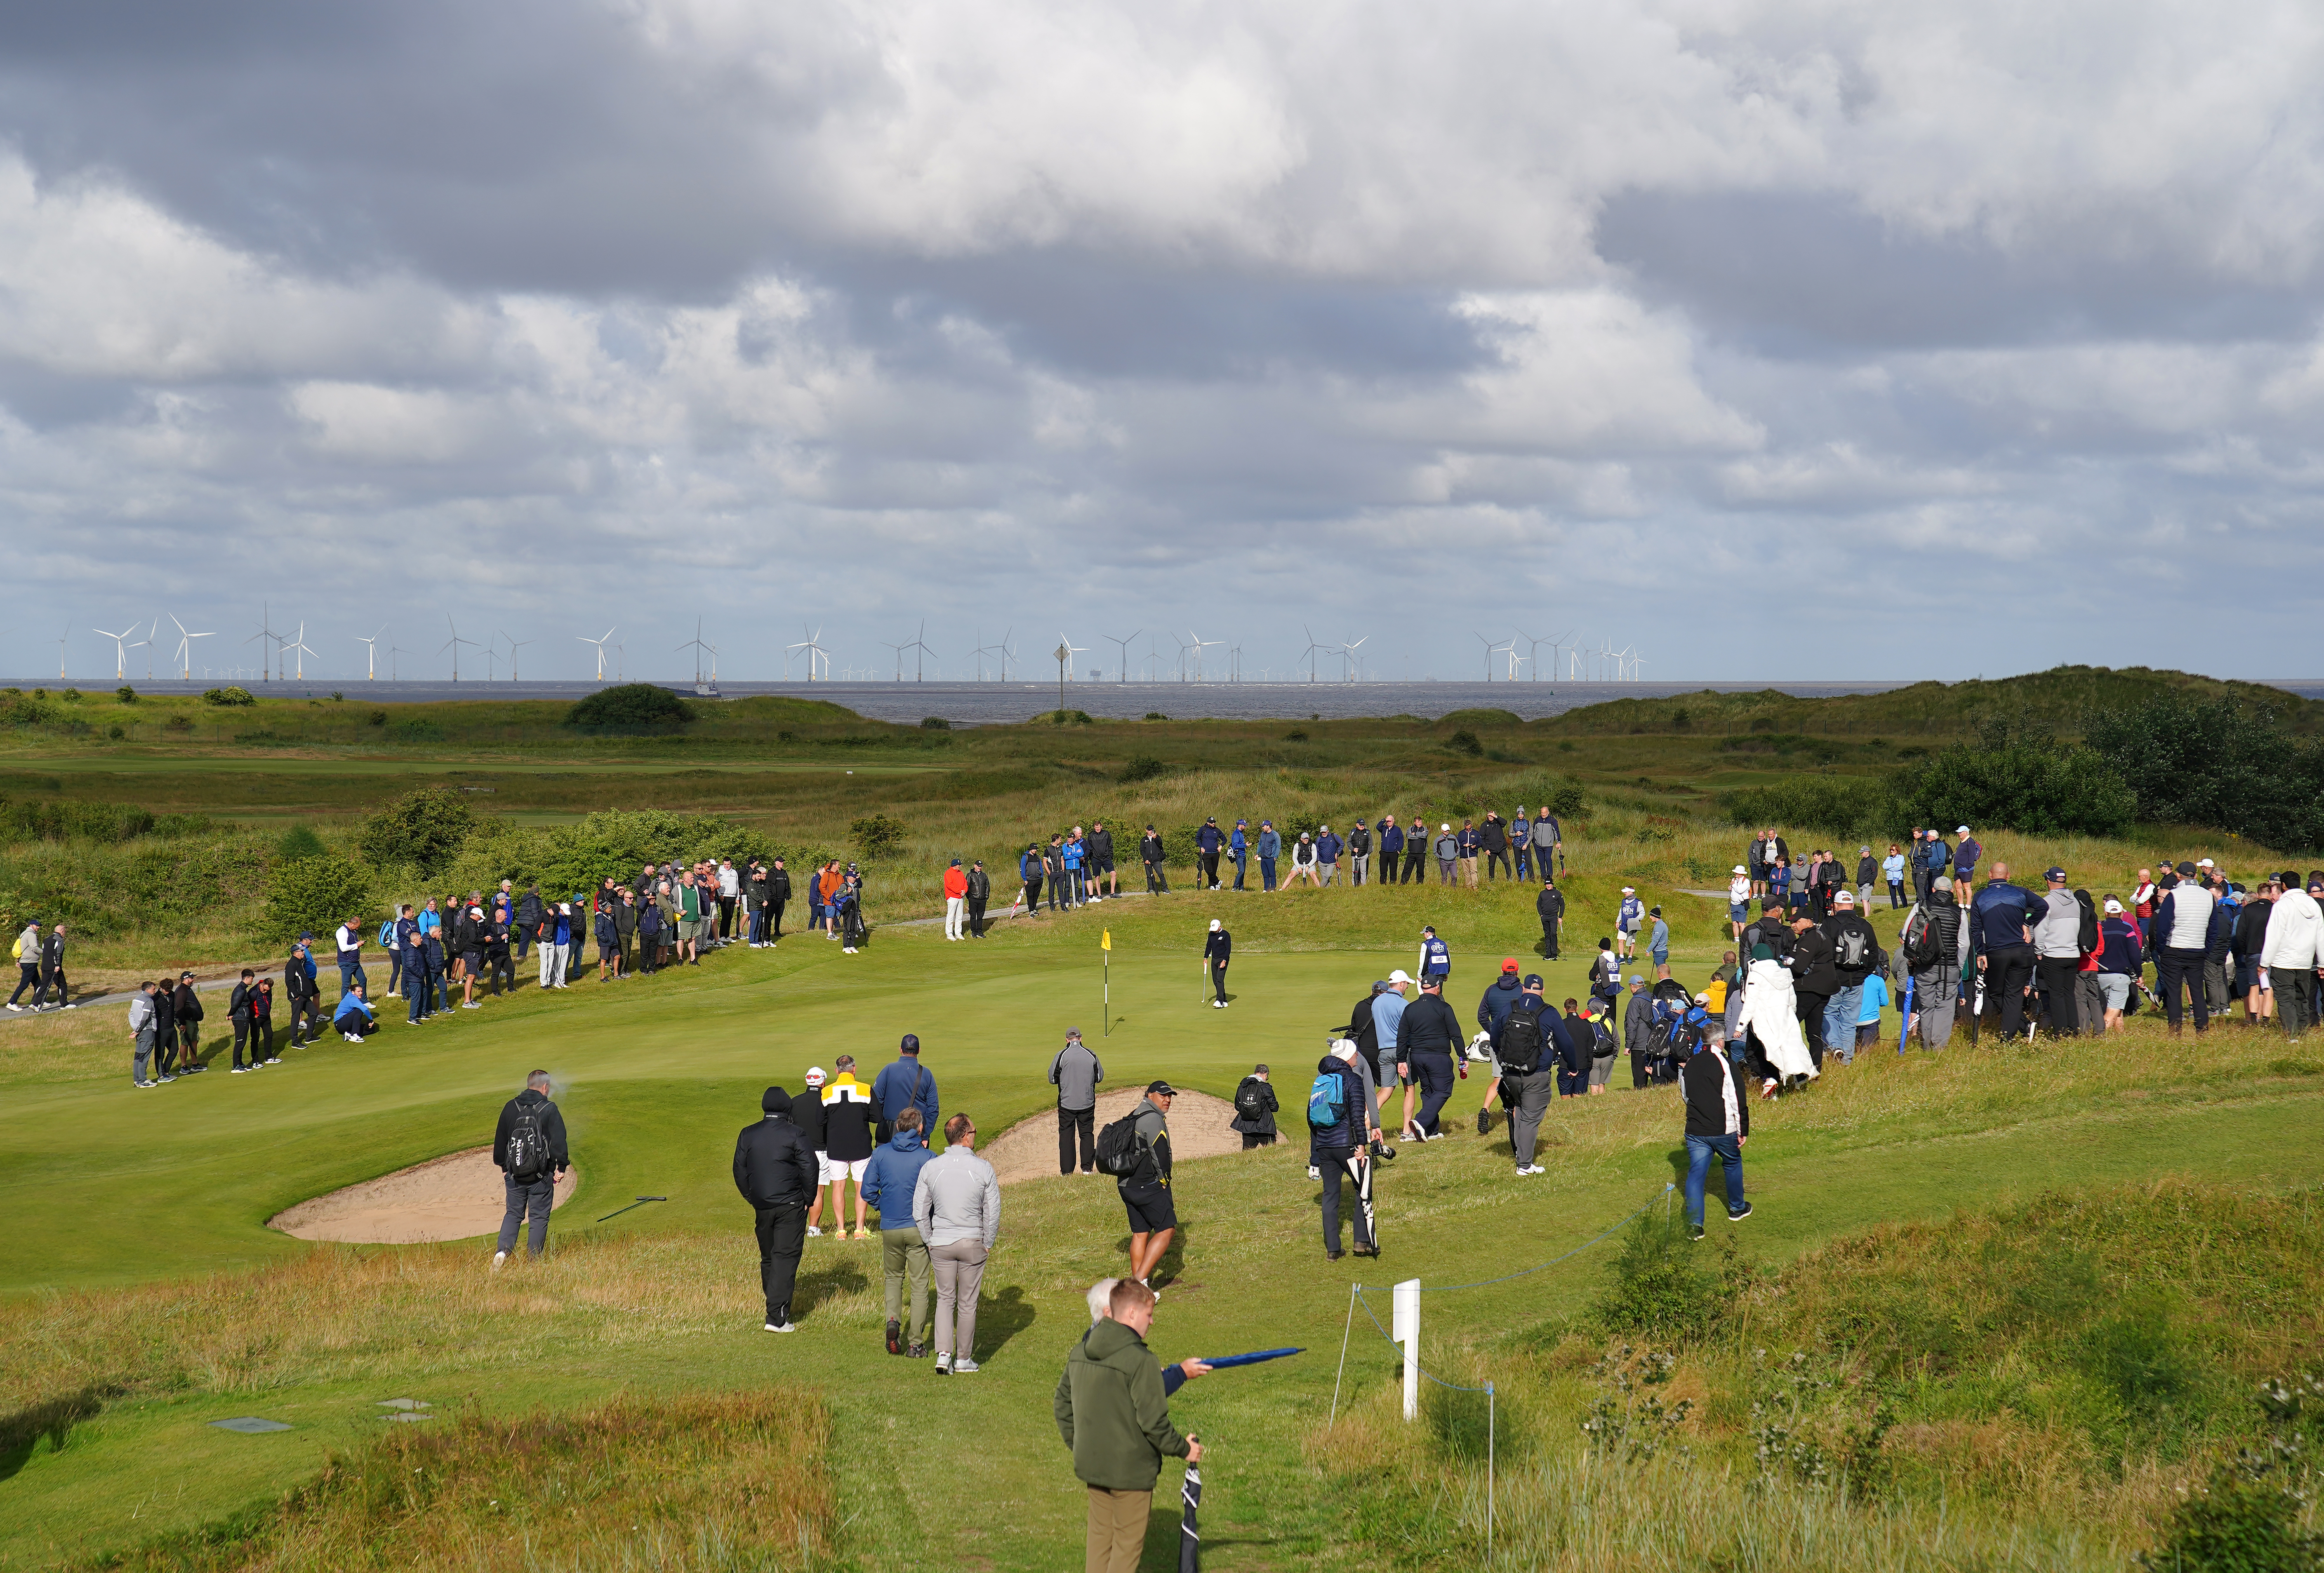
[915,1113,1001,1375]
[1048,1028,1104,1174]
[492,1070,569,1266]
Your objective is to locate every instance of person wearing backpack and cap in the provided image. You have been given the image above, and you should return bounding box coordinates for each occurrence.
[1229,1063,1279,1148]
[1307,1043,1376,1258]
[1679,1021,1752,1241]
[492,1070,569,1267]
[1112,1081,1178,1291]
[1493,974,1568,1172]
[1818,891,1882,1063]
[1901,875,1970,1050]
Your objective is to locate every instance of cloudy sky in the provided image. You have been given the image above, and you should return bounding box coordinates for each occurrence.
[4,0,2322,685]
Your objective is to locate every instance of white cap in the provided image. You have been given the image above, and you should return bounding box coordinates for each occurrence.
[1732,865,1747,875]
[1388,969,1413,984]
[1956,825,1971,834]
[1621,886,1635,894]
[2197,858,2214,867]
[1330,1038,1359,1061]
[2103,897,2124,913]
[804,1066,826,1085]
[1835,890,1856,906]
[1441,822,1451,831]
[1208,917,1221,931]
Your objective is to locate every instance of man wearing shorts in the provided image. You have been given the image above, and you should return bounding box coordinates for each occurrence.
[1089,821,1118,900]
[1119,1081,1177,1291]
[1370,972,1412,1134]
[796,1067,831,1234]
[818,1056,881,1240]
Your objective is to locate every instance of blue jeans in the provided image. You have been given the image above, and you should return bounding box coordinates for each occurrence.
[1684,1133,1745,1227]
[498,1173,555,1257]
[405,957,429,1021]
[339,960,365,995]
[1260,857,1277,891]
[1232,854,1247,890]
[1822,985,1864,1063]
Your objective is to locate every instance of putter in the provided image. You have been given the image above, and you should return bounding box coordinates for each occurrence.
[594,1195,668,1223]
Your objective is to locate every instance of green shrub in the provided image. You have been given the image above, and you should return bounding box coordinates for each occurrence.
[1588,1210,1727,1345]
[367,709,387,727]
[276,825,328,863]
[1720,774,1892,837]
[106,725,124,741]
[1284,729,1309,742]
[261,856,372,944]
[202,686,256,707]
[1445,729,1483,757]
[919,716,951,730]
[1889,742,2134,837]
[152,814,216,839]
[2086,694,2324,851]
[61,689,82,703]
[115,686,136,704]
[1143,712,1168,721]
[356,787,477,876]
[1118,755,1169,784]
[566,684,691,731]
[388,717,446,742]
[2137,1455,2324,1572]
[0,797,157,844]
[850,814,910,859]
[1043,710,1094,726]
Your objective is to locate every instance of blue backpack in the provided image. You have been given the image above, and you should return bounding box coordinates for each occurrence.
[376,918,395,949]
[1306,1070,1347,1129]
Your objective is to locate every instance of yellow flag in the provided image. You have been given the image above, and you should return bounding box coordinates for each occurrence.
[1101,928,1112,952]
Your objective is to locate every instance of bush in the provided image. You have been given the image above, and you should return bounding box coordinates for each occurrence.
[367,709,387,727]
[1889,742,2134,837]
[0,797,157,843]
[152,814,215,838]
[356,787,477,876]
[919,716,951,730]
[1284,729,1309,742]
[1118,755,1169,784]
[566,684,691,731]
[115,686,136,705]
[1720,775,1893,837]
[1042,710,1094,726]
[1143,712,1168,721]
[388,717,446,743]
[2086,694,2324,851]
[61,689,82,703]
[202,687,256,707]
[106,724,124,741]
[1587,1210,1728,1345]
[850,814,910,859]
[2137,1455,2324,1572]
[1445,729,1483,757]
[261,856,372,944]
[276,825,328,863]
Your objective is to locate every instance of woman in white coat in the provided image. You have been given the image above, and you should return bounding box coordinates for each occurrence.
[1735,941,1817,1095]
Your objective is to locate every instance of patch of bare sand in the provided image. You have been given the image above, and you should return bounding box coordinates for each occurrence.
[985,1087,1254,1185]
[269,1148,578,1244]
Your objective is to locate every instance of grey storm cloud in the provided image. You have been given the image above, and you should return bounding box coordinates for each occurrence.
[2,0,2322,684]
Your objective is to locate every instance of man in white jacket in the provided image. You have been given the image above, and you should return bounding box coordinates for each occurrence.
[914,1113,1001,1375]
[2262,869,2324,1044]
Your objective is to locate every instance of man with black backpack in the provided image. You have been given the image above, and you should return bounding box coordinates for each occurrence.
[1900,875,1970,1049]
[492,1070,569,1266]
[1230,1064,1279,1147]
[1493,974,1566,1175]
[1099,1081,1178,1291]
[1307,1043,1376,1259]
[1818,891,1882,1063]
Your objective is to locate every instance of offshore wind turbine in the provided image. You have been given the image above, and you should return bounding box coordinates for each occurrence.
[578,625,616,682]
[1189,630,1222,684]
[286,622,316,680]
[359,624,386,680]
[1299,624,1328,683]
[881,637,908,681]
[170,614,214,679]
[1103,628,1141,684]
[134,618,155,680]
[502,632,531,681]
[389,642,412,681]
[94,621,137,680]
[785,625,828,682]
[677,619,712,686]
[906,621,935,682]
[1340,634,1367,682]
[246,603,280,682]
[440,615,480,681]
[1474,630,1505,681]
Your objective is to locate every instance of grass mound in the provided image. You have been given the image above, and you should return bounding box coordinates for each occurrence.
[81,1391,834,1572]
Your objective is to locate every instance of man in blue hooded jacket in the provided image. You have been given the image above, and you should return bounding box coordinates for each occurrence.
[1194,818,1223,890]
[1971,862,2043,1038]
[1256,821,1281,892]
[864,1108,939,1357]
[1377,818,1404,889]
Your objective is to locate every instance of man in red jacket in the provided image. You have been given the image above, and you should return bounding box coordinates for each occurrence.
[943,860,969,941]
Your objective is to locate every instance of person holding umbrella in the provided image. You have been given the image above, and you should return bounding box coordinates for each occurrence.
[1056,1277,1202,1573]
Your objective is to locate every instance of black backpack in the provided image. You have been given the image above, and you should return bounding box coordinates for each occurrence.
[1833,922,1873,972]
[506,1101,551,1181]
[1094,1112,1147,1178]
[2074,890,2099,955]
[1234,1078,1268,1118]
[1498,997,1547,1074]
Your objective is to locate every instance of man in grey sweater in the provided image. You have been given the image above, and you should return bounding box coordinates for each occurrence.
[1049,1028,1104,1175]
[2031,866,2084,1036]
[914,1114,1002,1374]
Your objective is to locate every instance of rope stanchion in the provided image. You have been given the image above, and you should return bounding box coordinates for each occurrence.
[1329,1281,1357,1427]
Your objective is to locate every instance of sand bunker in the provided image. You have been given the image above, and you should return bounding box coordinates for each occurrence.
[270,1147,578,1244]
[984,1087,1254,1185]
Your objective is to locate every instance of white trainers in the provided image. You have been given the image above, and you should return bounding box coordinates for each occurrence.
[935,1352,952,1373]
[949,1358,980,1374]
[159,1073,177,1084]
[805,1225,823,1237]
[491,1251,507,1270]
[231,1065,247,1074]
[765,1319,796,1333]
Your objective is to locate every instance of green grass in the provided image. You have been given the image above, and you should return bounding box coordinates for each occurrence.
[2,866,2322,1569]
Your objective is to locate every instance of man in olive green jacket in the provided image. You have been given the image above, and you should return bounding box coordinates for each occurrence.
[1054,1278,1203,1573]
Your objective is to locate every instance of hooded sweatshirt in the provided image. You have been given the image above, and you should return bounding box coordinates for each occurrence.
[861,1129,937,1232]
[1055,1317,1191,1491]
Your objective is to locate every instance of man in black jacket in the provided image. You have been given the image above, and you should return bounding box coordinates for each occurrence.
[1394,978,1462,1140]
[513,884,543,962]
[1203,919,1231,1008]
[1494,975,1566,1173]
[1309,1045,1375,1260]
[1679,1023,1752,1240]
[965,860,992,938]
[1480,812,1511,880]
[35,923,70,1011]
[768,858,792,941]
[1088,823,1117,900]
[284,941,322,1048]
[226,968,257,1070]
[485,904,514,996]
[151,967,177,1075]
[1229,1063,1279,1148]
[734,1084,819,1332]
[1787,915,1838,1068]
[1536,876,1566,958]
[1140,826,1169,895]
[1818,892,1882,1065]
[173,971,204,1069]
[492,1070,570,1265]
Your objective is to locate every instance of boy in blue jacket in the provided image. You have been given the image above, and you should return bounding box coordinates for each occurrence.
[863,1109,939,1357]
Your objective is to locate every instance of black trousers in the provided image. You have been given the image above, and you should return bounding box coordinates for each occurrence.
[1797,991,1830,1069]
[2155,948,2210,1031]
[1486,849,1511,880]
[156,1028,179,1075]
[2034,955,2082,1035]
[966,898,987,937]
[1210,960,1229,1003]
[754,1204,808,1323]
[288,997,321,1042]
[1199,851,1220,887]
[769,900,785,938]
[1318,1150,1374,1253]
[1412,1052,1455,1135]
[1540,921,1560,959]
[488,950,513,994]
[1985,945,2037,1037]
[1058,1106,1095,1173]
[1402,847,1427,883]
[236,1021,272,1067]
[718,896,735,938]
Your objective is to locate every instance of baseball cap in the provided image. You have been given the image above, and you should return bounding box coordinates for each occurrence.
[1441,822,1450,831]
[1523,973,1543,988]
[1501,957,1519,972]
[1629,974,1644,985]
[1206,816,1216,824]
[1956,825,1971,834]
[2103,898,2123,914]
[2197,858,2215,869]
[804,1066,826,1085]
[1620,885,1635,894]
[2044,867,2067,882]
[900,1032,921,1052]
[949,858,960,867]
[1146,1079,1177,1096]
[2176,861,2198,877]
[1065,1028,1082,1041]
[1834,890,1855,906]
[1371,979,1389,991]
[1388,969,1413,984]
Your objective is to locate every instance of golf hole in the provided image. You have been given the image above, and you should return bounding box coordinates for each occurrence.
[269,1148,579,1244]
